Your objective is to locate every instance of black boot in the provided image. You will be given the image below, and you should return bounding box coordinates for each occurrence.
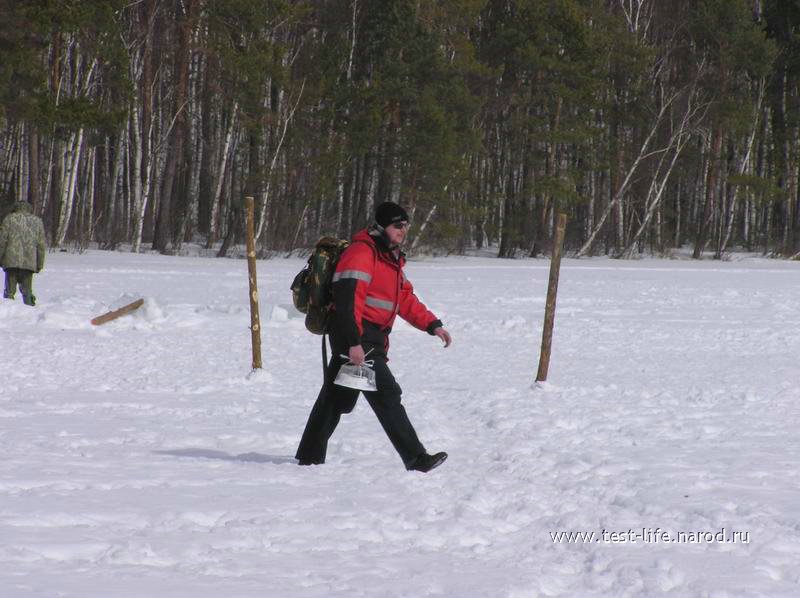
[408,451,448,473]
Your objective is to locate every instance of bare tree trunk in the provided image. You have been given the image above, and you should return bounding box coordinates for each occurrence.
[783,125,799,256]
[586,168,596,243]
[105,130,126,246]
[287,203,309,255]
[674,181,682,248]
[132,106,156,253]
[335,153,346,237]
[123,125,132,240]
[28,126,40,212]
[41,130,57,220]
[154,0,197,253]
[207,101,238,249]
[620,82,710,258]
[255,80,305,243]
[130,107,144,251]
[54,129,85,247]
[718,80,765,257]
[16,124,29,206]
[409,204,437,253]
[693,124,723,259]
[87,146,97,244]
[764,200,774,255]
[1,126,17,192]
[179,28,205,246]
[578,90,681,257]
[620,115,694,258]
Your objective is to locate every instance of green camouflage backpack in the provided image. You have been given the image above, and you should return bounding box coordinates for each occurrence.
[291,237,350,334]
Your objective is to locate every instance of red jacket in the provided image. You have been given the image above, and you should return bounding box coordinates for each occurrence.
[332,228,441,349]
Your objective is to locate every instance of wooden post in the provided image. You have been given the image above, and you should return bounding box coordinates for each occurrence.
[536,213,567,382]
[90,298,144,326]
[245,196,262,370]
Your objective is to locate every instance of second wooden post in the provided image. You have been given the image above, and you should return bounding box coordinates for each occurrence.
[536,213,567,383]
[245,196,263,370]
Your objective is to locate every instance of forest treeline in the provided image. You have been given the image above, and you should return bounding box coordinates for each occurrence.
[0,0,798,258]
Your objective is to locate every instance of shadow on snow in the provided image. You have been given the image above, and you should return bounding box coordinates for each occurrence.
[156,448,297,465]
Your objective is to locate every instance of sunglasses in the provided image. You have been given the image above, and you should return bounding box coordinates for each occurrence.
[390,222,410,230]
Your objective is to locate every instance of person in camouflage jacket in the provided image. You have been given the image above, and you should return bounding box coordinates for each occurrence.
[0,201,46,306]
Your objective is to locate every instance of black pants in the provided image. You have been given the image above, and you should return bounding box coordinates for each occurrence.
[3,268,35,306]
[295,329,426,467]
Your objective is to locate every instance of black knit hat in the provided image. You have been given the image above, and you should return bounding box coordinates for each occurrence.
[375,201,409,228]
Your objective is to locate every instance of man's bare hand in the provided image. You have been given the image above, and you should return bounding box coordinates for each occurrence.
[434,327,452,348]
[348,344,366,365]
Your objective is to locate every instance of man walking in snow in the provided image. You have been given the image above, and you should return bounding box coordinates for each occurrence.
[296,201,452,472]
[0,201,46,306]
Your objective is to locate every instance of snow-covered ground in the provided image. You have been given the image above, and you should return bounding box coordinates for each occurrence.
[1,249,799,597]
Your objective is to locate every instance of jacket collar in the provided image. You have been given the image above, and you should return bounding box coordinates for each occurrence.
[354,227,405,265]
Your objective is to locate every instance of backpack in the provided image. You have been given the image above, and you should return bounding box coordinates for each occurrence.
[290,236,350,335]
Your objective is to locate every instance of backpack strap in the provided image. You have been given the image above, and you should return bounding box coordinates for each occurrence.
[321,333,328,379]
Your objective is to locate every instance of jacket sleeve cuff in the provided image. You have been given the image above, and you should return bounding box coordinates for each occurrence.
[426,319,443,335]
